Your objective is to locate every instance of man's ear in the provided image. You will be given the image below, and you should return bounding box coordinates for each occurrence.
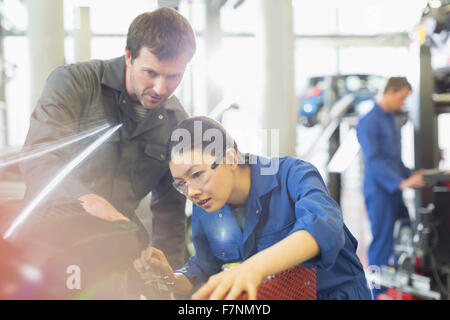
[385,87,396,96]
[125,48,132,65]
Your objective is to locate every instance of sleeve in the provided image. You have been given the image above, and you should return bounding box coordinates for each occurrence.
[356,116,406,193]
[175,255,216,289]
[286,160,346,270]
[20,66,94,202]
[150,169,187,270]
[174,206,221,287]
[400,162,412,179]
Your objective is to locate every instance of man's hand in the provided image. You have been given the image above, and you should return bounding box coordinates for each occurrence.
[78,193,130,222]
[191,263,264,300]
[399,170,426,190]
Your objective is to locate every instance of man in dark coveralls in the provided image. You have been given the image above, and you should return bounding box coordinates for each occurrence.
[20,8,196,270]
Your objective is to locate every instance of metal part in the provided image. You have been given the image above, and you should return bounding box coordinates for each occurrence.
[376,266,441,300]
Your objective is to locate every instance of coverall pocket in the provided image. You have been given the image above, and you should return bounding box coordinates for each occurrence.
[143,143,168,161]
[208,240,240,261]
[132,143,168,198]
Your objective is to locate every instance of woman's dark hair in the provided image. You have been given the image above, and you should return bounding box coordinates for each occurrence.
[167,116,247,165]
[126,7,196,61]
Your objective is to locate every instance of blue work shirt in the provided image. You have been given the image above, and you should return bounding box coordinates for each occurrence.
[356,103,411,197]
[176,155,369,298]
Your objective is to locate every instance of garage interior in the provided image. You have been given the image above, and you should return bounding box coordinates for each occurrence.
[0,0,449,300]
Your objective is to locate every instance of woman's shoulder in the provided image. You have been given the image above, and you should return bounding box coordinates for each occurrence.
[250,154,315,170]
[250,155,323,189]
[248,154,321,181]
[273,156,327,192]
[277,156,320,176]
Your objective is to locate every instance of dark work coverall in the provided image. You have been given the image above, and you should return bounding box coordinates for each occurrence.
[356,103,411,296]
[20,56,188,269]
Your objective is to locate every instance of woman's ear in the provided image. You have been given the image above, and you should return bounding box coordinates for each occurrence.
[225,148,238,169]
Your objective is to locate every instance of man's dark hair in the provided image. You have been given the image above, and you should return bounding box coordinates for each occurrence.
[383,77,412,94]
[126,7,196,61]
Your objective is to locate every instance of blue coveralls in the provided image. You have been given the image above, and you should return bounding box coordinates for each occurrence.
[176,155,372,300]
[356,103,411,296]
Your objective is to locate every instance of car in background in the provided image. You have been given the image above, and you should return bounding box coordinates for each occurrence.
[298,74,386,127]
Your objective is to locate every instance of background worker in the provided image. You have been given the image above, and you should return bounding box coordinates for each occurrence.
[356,77,426,298]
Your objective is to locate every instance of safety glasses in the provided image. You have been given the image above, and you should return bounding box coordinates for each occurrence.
[172,156,221,195]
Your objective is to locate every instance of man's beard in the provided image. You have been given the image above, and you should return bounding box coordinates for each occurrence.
[139,91,166,109]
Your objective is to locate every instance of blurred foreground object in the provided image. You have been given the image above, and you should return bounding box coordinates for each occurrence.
[0,199,142,299]
[0,237,43,299]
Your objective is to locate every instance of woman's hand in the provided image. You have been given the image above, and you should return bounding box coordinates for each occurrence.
[191,263,264,300]
[133,247,175,281]
[133,247,194,294]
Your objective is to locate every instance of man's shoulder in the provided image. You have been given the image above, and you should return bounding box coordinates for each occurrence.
[43,60,107,95]
[357,105,382,129]
[52,59,106,81]
[45,57,126,96]
[359,105,377,120]
[37,59,123,111]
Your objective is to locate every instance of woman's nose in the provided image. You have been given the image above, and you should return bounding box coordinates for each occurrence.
[187,184,201,198]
